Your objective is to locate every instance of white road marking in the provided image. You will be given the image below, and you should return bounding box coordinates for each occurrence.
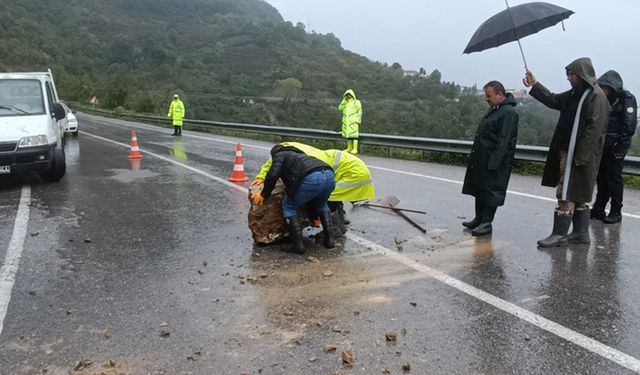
[84,129,640,372]
[518,295,551,304]
[346,233,640,373]
[85,116,640,220]
[0,185,31,336]
[82,132,246,193]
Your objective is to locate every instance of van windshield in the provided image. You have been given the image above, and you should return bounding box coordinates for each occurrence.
[0,79,46,117]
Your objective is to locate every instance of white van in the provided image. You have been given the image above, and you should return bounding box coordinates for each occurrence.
[0,69,67,181]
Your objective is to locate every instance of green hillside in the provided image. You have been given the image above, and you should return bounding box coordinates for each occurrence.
[0,0,601,151]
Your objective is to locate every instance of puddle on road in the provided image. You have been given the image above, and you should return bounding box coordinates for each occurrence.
[108,168,159,183]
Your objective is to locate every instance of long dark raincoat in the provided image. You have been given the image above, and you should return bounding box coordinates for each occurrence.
[462,93,519,207]
[529,58,610,203]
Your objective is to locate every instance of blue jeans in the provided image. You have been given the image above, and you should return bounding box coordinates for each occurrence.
[283,169,336,218]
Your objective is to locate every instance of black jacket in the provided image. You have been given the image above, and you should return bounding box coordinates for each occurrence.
[262,150,331,198]
[462,93,519,207]
[597,70,637,157]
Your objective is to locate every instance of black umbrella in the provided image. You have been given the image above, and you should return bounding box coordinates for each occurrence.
[463,1,574,70]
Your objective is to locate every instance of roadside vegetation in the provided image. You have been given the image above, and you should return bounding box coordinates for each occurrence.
[2,0,637,170]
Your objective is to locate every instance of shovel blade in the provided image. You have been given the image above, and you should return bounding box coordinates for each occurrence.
[378,195,400,208]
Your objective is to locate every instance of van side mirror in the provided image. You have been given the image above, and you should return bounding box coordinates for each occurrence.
[52,103,66,120]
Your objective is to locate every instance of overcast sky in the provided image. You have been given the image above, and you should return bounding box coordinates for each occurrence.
[265,0,640,96]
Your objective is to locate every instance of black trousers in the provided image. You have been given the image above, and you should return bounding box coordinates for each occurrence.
[594,156,625,212]
[475,199,497,223]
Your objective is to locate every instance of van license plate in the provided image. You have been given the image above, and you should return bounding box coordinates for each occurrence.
[0,166,10,174]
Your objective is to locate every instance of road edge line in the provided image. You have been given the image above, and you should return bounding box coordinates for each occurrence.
[0,185,31,336]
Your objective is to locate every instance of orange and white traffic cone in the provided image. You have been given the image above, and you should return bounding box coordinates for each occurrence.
[128,131,143,160]
[228,143,249,182]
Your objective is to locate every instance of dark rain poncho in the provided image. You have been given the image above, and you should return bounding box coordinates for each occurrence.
[462,93,519,207]
[529,57,610,203]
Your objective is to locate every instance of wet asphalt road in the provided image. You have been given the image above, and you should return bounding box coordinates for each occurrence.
[1,113,640,375]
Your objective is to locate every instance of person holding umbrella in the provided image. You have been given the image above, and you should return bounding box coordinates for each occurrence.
[524,58,610,247]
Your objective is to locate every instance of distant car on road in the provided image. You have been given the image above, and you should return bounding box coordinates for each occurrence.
[61,103,78,136]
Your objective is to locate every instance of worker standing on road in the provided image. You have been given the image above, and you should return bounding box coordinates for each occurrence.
[461,81,519,236]
[339,89,362,154]
[167,94,185,136]
[251,145,336,254]
[591,70,637,224]
[524,58,610,247]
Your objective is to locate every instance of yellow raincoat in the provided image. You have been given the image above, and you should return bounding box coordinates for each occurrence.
[338,89,362,139]
[167,99,185,126]
[256,142,375,202]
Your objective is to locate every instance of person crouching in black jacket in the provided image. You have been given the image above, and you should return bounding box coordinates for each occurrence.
[251,145,336,254]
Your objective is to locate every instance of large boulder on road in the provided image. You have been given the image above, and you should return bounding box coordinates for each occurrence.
[248,182,288,245]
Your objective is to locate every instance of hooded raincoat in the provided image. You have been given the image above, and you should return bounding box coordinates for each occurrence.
[529,58,610,203]
[256,142,375,202]
[338,90,362,139]
[596,70,637,158]
[462,93,519,207]
[167,98,186,126]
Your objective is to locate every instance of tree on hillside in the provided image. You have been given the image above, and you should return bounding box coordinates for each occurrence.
[0,0,564,145]
[273,78,303,101]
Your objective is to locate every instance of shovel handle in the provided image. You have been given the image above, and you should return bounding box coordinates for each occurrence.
[393,209,427,233]
[362,203,426,214]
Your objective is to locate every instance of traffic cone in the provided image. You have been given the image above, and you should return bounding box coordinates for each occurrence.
[228,143,249,182]
[130,158,141,171]
[128,131,143,160]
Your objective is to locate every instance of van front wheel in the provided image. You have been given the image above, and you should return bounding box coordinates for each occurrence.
[39,148,66,182]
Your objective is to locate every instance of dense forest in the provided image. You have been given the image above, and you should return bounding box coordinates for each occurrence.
[0,0,637,154]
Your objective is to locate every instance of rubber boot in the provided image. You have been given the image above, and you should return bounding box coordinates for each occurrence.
[590,204,606,220]
[319,211,335,249]
[177,126,182,136]
[463,199,483,229]
[341,202,350,225]
[172,126,178,136]
[344,140,353,153]
[603,205,622,224]
[351,139,359,155]
[286,216,305,254]
[537,210,572,248]
[472,223,492,236]
[472,205,495,236]
[567,208,590,244]
[462,218,481,229]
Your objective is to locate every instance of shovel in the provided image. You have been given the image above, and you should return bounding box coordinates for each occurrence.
[360,203,426,214]
[369,196,427,233]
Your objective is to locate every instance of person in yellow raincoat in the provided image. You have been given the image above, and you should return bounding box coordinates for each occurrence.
[338,89,362,154]
[253,142,375,202]
[252,141,375,234]
[167,94,185,136]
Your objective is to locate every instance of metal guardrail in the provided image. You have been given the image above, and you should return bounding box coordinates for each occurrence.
[83,107,640,176]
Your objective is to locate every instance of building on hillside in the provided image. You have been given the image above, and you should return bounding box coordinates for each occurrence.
[507,89,529,99]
